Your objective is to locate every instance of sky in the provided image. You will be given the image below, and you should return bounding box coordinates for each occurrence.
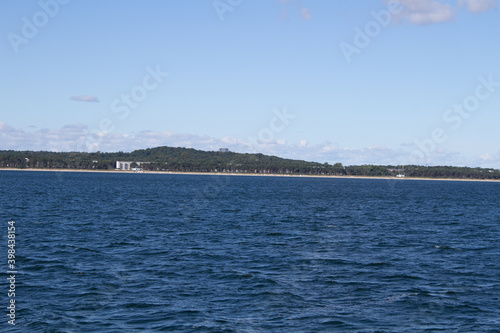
[1,0,499,168]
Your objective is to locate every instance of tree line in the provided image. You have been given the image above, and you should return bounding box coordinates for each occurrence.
[0,147,498,179]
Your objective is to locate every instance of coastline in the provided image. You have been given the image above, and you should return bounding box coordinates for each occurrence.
[1,167,499,182]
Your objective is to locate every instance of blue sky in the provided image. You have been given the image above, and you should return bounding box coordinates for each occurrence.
[1,0,499,167]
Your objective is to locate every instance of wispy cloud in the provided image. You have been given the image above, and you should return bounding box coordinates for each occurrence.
[390,0,497,25]
[70,95,100,103]
[0,122,87,152]
[394,0,455,25]
[301,7,312,20]
[459,0,497,13]
[1,122,499,168]
[278,0,312,20]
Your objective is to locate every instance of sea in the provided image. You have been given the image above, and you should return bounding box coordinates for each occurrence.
[0,170,499,332]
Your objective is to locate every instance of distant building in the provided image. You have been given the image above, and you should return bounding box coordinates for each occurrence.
[219,148,230,153]
[116,161,148,171]
[116,161,133,170]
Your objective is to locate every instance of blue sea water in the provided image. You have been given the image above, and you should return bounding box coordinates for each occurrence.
[0,170,499,332]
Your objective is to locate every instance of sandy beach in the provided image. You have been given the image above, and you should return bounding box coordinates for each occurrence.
[1,168,499,182]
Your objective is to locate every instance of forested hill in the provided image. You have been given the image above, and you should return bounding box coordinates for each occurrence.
[0,146,499,179]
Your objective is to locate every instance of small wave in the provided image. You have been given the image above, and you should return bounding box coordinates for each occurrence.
[62,244,100,253]
[434,245,461,251]
[385,292,419,303]
[366,262,389,267]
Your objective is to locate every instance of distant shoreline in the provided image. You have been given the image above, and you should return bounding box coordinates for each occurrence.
[1,167,499,182]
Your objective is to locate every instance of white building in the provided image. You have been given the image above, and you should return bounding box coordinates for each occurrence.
[116,161,148,171]
[116,161,133,170]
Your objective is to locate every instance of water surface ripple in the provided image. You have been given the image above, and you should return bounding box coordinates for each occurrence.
[1,171,499,332]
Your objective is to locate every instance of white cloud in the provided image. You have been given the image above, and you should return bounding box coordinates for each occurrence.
[0,122,499,168]
[475,151,500,168]
[0,122,13,131]
[301,7,312,20]
[389,0,497,25]
[276,139,287,145]
[0,123,87,152]
[395,0,455,25]
[278,0,312,20]
[479,153,493,161]
[460,0,497,13]
[70,95,100,103]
